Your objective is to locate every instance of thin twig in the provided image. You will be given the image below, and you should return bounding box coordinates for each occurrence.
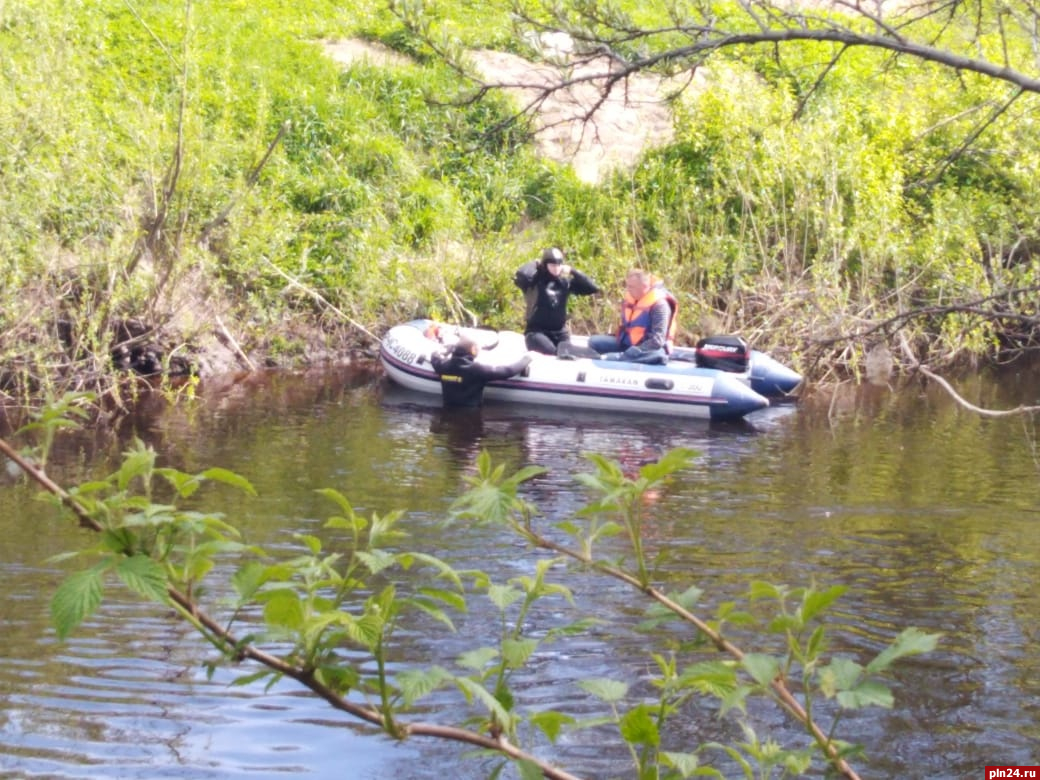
[261,259,383,345]
[214,315,257,371]
[199,121,291,246]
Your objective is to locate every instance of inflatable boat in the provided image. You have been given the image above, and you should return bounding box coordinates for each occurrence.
[379,320,801,422]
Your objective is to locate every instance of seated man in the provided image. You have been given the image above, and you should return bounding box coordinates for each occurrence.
[588,268,678,364]
[430,336,533,407]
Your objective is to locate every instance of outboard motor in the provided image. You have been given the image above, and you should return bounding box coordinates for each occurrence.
[694,335,750,373]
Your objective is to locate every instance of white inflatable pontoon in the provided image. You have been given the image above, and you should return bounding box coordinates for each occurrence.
[380,320,801,422]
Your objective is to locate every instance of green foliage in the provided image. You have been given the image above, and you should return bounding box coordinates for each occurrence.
[43,435,260,639]
[6,400,943,779]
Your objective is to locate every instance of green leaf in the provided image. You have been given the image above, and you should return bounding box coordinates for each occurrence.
[719,609,757,627]
[529,710,575,743]
[494,678,515,711]
[501,638,538,669]
[156,469,200,499]
[799,585,847,623]
[356,549,396,575]
[578,677,629,703]
[749,581,784,601]
[199,467,257,496]
[406,596,457,631]
[457,646,499,671]
[316,487,354,516]
[324,513,366,533]
[637,447,697,483]
[619,703,659,746]
[741,653,780,687]
[821,656,864,697]
[836,680,894,709]
[352,612,387,649]
[67,480,112,497]
[545,617,604,639]
[314,664,361,695]
[397,666,454,706]
[588,520,625,538]
[415,586,466,612]
[670,584,704,609]
[51,566,106,640]
[399,552,464,589]
[783,750,813,775]
[865,627,941,674]
[295,534,322,555]
[116,444,155,490]
[455,677,515,730]
[369,511,409,548]
[263,589,304,630]
[114,555,168,603]
[555,520,582,536]
[451,483,522,526]
[488,583,523,611]
[230,668,276,687]
[767,614,801,633]
[516,758,544,780]
[678,660,738,696]
[719,684,753,717]
[805,624,827,658]
[661,751,701,777]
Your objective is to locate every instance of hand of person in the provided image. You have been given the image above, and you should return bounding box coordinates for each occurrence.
[623,346,643,359]
[560,264,572,275]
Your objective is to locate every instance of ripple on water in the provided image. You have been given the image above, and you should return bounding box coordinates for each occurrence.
[2,369,1039,778]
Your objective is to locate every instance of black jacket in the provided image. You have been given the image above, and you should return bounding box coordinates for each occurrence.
[514,261,599,336]
[430,350,532,407]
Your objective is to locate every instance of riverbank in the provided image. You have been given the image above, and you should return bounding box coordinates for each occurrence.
[3,9,1037,415]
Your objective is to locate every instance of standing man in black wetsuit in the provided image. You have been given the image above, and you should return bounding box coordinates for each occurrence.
[430,336,533,407]
[514,247,600,355]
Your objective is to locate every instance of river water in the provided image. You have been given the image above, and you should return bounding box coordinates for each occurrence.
[0,361,1037,779]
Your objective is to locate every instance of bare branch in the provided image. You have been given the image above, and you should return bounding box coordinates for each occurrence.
[810,283,1040,348]
[918,87,1025,191]
[897,332,1040,416]
[199,121,291,247]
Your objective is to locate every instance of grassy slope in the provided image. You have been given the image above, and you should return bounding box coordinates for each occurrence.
[1,0,1037,402]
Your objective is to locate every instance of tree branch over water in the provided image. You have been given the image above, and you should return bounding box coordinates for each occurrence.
[2,419,943,779]
[402,0,1040,128]
[897,331,1040,417]
[0,434,583,780]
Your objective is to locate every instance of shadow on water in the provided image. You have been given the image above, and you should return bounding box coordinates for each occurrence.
[0,358,1038,778]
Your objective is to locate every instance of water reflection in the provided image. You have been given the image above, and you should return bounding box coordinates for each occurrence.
[0,363,1038,778]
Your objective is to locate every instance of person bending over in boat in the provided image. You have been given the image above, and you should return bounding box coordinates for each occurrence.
[587,268,678,365]
[430,336,534,407]
[514,247,600,356]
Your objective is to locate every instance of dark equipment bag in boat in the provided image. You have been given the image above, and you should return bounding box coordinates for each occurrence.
[694,335,750,373]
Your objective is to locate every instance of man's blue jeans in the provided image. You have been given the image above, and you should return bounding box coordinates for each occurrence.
[587,335,667,364]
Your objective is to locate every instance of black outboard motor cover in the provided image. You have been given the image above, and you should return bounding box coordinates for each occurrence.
[695,335,750,373]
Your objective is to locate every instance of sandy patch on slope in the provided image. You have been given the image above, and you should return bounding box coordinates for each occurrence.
[324,38,696,184]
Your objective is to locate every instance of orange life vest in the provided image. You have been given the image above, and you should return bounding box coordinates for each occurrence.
[619,282,678,352]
